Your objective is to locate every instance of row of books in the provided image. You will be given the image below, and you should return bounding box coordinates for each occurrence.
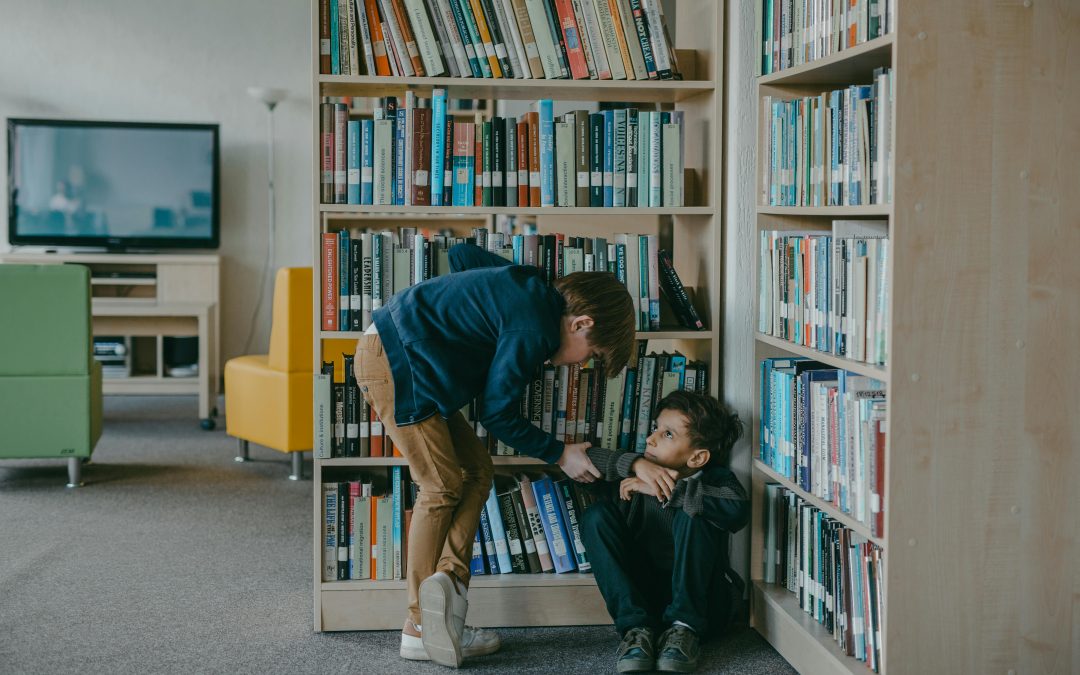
[762,486,884,672]
[320,227,704,334]
[759,357,886,537]
[316,335,708,459]
[319,0,684,81]
[760,68,893,208]
[759,0,893,77]
[757,222,889,366]
[474,474,595,575]
[322,467,413,580]
[320,94,687,208]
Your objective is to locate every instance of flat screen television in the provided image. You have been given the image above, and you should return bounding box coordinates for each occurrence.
[7,118,220,250]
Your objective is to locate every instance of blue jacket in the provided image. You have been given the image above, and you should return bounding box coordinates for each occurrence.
[371,243,566,463]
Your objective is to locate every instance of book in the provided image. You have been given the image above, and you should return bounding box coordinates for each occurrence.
[483,485,514,573]
[496,486,529,573]
[555,478,590,571]
[530,475,576,573]
[516,474,554,571]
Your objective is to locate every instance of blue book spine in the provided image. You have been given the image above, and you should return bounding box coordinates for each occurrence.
[760,360,771,466]
[618,367,637,451]
[531,476,576,573]
[338,231,349,328]
[470,528,487,575]
[452,150,469,206]
[512,234,523,264]
[484,486,513,574]
[395,107,407,205]
[392,466,402,579]
[347,120,361,205]
[329,0,340,75]
[448,0,483,78]
[555,479,590,572]
[669,354,687,390]
[538,99,555,207]
[478,505,501,574]
[360,119,374,205]
[431,90,447,207]
[602,110,614,207]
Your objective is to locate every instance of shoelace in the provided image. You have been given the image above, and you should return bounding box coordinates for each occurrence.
[622,628,652,653]
[663,627,693,654]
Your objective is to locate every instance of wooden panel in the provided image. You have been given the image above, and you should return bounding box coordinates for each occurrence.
[158,263,218,304]
[93,316,198,336]
[320,583,610,631]
[887,1,1079,673]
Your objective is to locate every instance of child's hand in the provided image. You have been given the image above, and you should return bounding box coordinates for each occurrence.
[558,442,602,483]
[632,457,679,501]
[620,477,653,500]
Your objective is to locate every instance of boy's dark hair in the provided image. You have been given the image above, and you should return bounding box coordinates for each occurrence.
[655,390,743,467]
[553,271,636,373]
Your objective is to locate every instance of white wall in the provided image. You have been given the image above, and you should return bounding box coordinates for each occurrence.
[0,0,312,361]
[723,1,758,584]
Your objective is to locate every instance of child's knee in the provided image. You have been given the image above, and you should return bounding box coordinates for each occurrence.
[581,500,620,539]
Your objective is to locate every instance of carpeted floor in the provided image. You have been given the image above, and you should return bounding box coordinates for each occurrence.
[0,396,795,675]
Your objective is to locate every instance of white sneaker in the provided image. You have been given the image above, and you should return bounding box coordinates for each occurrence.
[419,572,469,667]
[400,626,501,661]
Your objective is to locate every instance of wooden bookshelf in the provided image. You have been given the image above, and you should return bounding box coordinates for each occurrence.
[311,0,725,632]
[747,1,1079,673]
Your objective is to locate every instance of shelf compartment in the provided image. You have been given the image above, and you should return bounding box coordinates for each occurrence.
[757,205,892,217]
[755,333,888,382]
[753,459,883,547]
[321,572,597,591]
[751,580,871,675]
[318,206,715,217]
[758,34,894,87]
[319,455,547,467]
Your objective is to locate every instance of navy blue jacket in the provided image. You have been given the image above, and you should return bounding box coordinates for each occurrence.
[371,243,566,463]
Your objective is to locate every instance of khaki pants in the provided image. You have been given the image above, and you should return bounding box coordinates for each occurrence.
[354,334,494,625]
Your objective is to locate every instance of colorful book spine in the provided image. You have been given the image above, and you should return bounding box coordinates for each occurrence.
[347,120,361,204]
[430,89,448,206]
[531,475,576,573]
[360,119,374,204]
[484,486,514,573]
[602,109,614,206]
[538,99,555,206]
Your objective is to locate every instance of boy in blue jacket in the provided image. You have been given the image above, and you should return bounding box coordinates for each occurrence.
[581,391,749,673]
[354,242,636,667]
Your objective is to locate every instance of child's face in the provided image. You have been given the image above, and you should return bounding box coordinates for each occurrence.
[643,409,709,472]
[550,315,598,367]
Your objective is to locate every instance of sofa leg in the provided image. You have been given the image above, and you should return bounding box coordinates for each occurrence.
[66,457,84,488]
[289,452,304,481]
[235,439,250,463]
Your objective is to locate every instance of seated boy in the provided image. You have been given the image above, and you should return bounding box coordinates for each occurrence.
[581,390,749,673]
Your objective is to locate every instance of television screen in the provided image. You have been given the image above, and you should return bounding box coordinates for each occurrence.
[7,119,219,249]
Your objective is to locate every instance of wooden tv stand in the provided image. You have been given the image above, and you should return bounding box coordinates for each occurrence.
[0,251,220,429]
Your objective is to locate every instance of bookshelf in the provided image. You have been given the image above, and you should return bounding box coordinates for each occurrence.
[310,0,724,631]
[747,1,1079,673]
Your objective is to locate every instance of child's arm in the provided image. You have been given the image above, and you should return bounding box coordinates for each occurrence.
[448,242,514,271]
[664,467,750,533]
[584,446,639,482]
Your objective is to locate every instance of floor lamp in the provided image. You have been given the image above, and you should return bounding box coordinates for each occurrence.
[243,87,287,356]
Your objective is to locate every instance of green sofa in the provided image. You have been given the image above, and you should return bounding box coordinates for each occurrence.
[0,264,102,487]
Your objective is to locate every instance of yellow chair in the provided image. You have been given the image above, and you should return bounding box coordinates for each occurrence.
[225,267,313,480]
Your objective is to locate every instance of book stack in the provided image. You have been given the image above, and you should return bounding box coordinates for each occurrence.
[474,476,596,575]
[322,466,414,581]
[320,95,686,208]
[758,0,894,76]
[319,0,684,81]
[760,67,893,207]
[758,221,889,366]
[320,227,704,333]
[761,485,884,672]
[759,357,887,538]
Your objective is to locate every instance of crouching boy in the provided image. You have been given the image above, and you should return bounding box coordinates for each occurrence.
[581,391,749,673]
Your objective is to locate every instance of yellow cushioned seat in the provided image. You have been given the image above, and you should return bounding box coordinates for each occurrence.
[224,267,313,477]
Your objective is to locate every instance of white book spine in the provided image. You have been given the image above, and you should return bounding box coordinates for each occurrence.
[433,0,473,76]
[377,0,416,76]
[591,0,627,80]
[578,0,611,79]
[524,0,563,78]
[496,0,529,78]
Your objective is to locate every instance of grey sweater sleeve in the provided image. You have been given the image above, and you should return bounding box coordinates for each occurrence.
[665,469,751,532]
[584,446,639,481]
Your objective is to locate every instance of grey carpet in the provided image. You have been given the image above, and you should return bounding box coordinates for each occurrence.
[0,395,795,675]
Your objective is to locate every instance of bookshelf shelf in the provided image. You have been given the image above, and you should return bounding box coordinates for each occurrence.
[756,205,892,217]
[755,333,889,382]
[319,205,715,216]
[322,572,598,591]
[751,581,869,675]
[318,75,716,103]
[758,33,894,86]
[312,0,724,633]
[753,459,884,547]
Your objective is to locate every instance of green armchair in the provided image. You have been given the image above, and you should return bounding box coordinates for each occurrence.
[0,263,102,487]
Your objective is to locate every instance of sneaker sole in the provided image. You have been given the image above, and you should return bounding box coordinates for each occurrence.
[617,657,655,673]
[656,656,697,673]
[419,575,463,668]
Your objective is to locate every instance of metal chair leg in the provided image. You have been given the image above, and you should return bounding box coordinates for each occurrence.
[66,457,83,488]
[289,452,304,481]
[235,438,250,462]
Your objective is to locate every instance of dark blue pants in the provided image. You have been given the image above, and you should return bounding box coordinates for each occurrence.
[581,499,737,638]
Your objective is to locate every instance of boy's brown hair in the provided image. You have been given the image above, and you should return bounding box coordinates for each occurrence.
[655,391,744,467]
[554,271,636,373]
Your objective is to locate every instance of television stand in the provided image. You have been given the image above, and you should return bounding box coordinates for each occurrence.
[0,251,220,429]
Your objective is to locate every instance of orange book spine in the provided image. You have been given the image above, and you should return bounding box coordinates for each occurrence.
[606,0,636,80]
[553,0,589,79]
[516,119,529,206]
[390,0,426,75]
[370,410,385,457]
[467,0,504,77]
[364,0,392,75]
[370,498,379,578]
